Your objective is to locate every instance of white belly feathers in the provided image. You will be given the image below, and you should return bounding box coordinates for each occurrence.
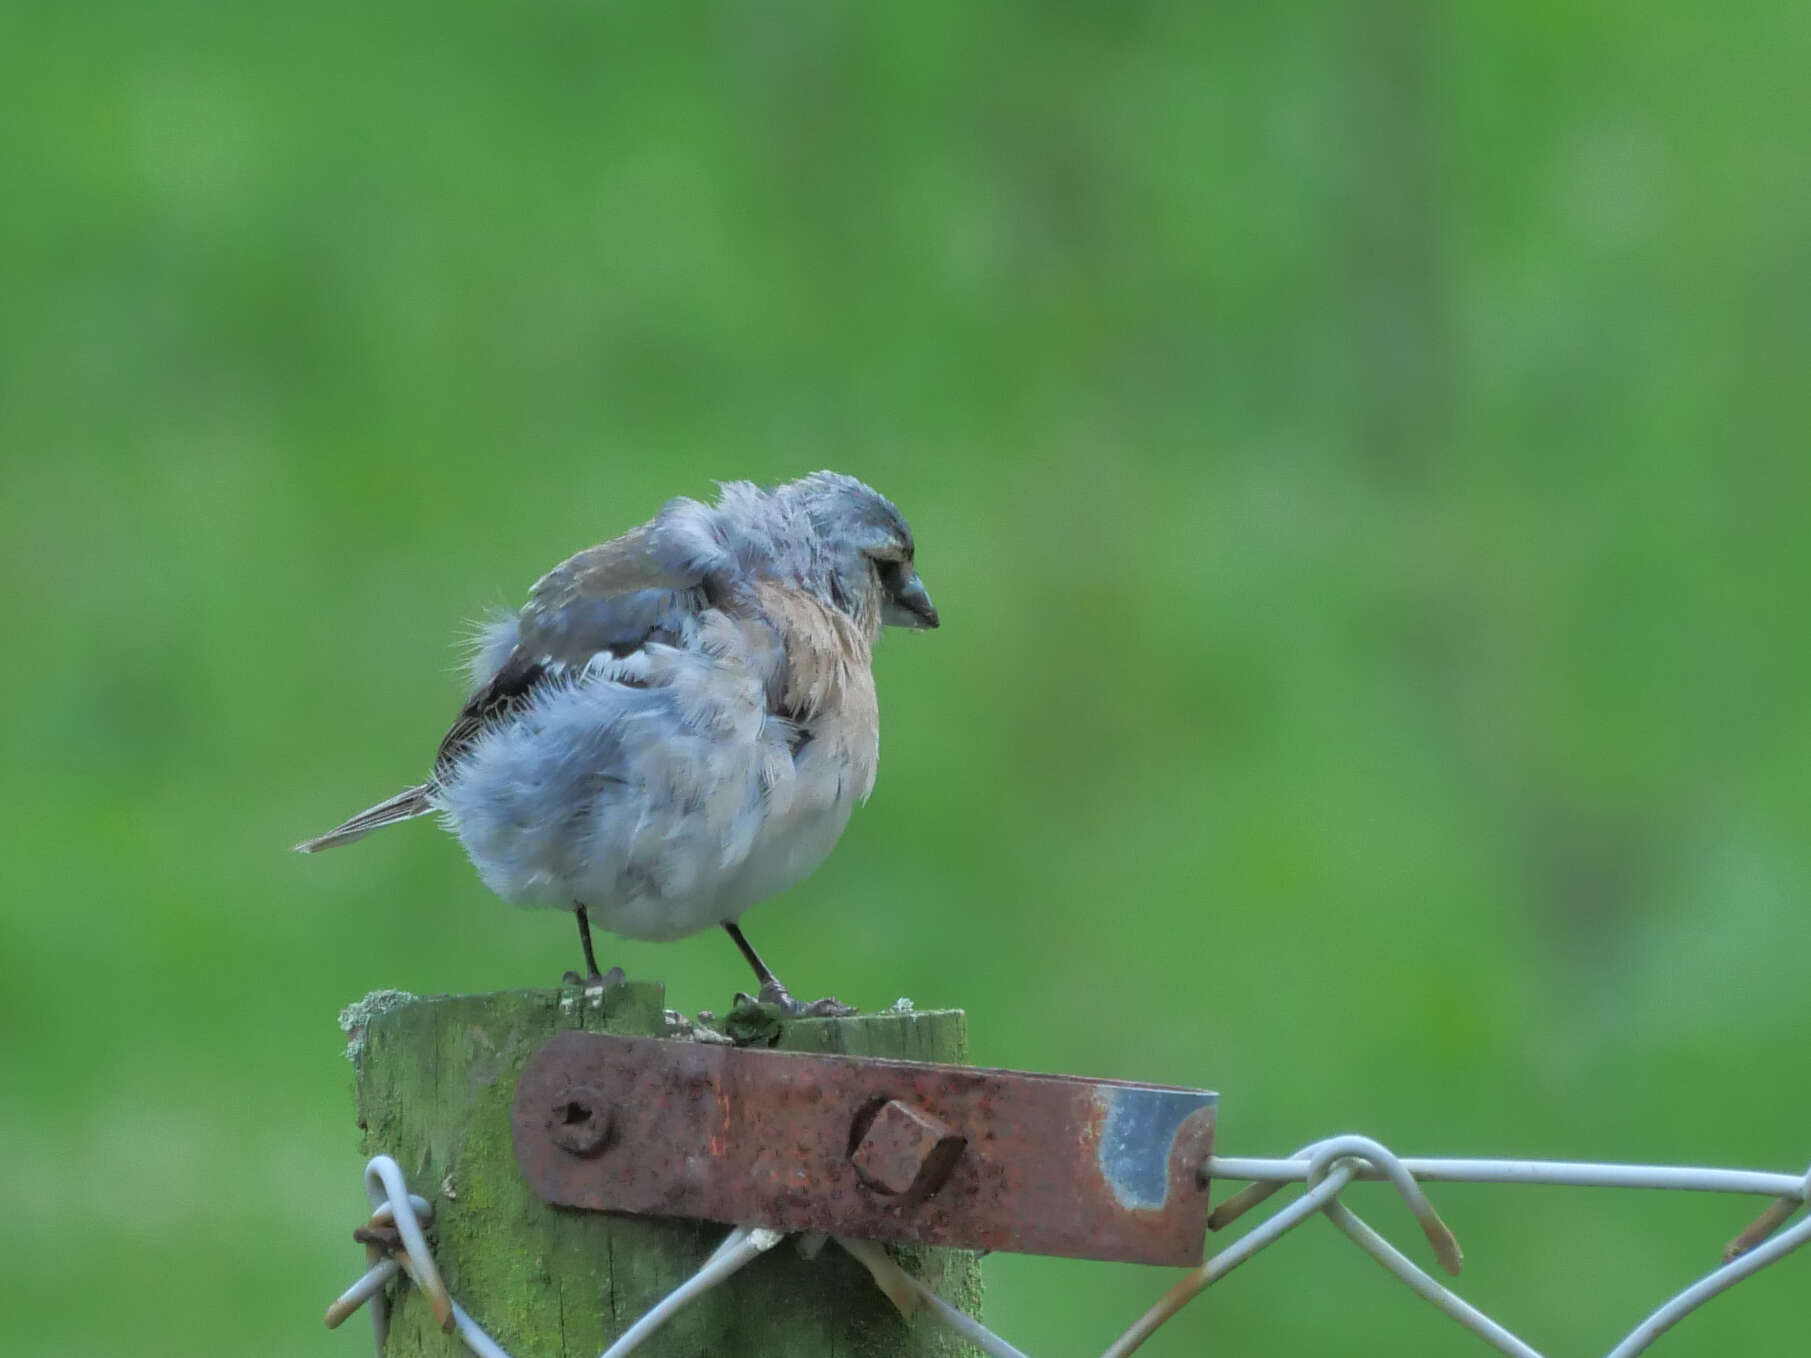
[433,596,880,943]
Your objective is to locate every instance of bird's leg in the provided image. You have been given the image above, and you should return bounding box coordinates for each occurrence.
[721,921,855,1018]
[562,904,625,988]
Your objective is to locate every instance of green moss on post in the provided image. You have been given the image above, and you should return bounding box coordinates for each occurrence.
[347,983,982,1357]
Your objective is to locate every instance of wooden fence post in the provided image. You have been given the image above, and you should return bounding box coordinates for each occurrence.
[345,982,983,1357]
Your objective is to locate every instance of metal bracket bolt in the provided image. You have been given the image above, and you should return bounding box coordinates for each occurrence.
[546,1084,612,1156]
[849,1099,966,1203]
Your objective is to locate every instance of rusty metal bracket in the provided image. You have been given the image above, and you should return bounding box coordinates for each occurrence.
[512,1030,1216,1266]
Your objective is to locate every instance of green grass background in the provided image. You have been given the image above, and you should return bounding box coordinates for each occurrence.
[4,3,1810,1354]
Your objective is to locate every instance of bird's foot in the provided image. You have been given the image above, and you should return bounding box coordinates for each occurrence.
[561,965,626,990]
[754,980,857,1019]
[718,985,855,1045]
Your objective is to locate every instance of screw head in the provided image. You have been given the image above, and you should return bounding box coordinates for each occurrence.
[546,1084,612,1156]
[850,1099,965,1202]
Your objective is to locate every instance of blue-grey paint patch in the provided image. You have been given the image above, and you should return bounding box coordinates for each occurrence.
[1097,1087,1215,1211]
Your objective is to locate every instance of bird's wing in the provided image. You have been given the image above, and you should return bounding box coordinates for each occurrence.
[517,525,706,661]
[435,519,732,777]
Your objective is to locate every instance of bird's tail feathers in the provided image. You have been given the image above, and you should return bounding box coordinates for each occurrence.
[292,785,434,853]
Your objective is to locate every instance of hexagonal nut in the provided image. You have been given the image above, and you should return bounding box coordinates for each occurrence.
[850,1099,966,1202]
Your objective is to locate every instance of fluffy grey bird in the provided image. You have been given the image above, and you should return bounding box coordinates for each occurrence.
[295,472,938,1013]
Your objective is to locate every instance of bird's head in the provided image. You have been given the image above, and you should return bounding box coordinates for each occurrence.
[774,471,939,635]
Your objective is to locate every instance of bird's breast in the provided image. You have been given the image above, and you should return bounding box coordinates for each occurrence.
[751,580,881,800]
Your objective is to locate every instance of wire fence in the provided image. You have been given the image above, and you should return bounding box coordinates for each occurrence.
[327,1134,1811,1357]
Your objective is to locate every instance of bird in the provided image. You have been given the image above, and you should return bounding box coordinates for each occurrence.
[294,472,938,1015]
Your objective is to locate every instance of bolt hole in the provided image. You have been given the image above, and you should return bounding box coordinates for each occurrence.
[557,1101,591,1126]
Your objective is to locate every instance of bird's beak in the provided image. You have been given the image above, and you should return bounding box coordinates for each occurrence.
[883,570,940,629]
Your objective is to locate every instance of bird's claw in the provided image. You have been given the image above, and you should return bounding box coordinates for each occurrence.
[562,965,626,990]
[793,996,859,1018]
[756,980,857,1018]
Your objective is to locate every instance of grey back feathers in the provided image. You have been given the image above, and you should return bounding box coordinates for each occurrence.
[294,472,936,947]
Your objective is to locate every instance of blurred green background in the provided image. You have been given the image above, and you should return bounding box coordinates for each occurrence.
[4,2,1810,1354]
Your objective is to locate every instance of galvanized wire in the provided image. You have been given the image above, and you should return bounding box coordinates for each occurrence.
[1106,1140,1811,1358]
[326,1156,515,1358]
[327,1141,1811,1357]
[329,1153,1033,1358]
[598,1226,786,1358]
